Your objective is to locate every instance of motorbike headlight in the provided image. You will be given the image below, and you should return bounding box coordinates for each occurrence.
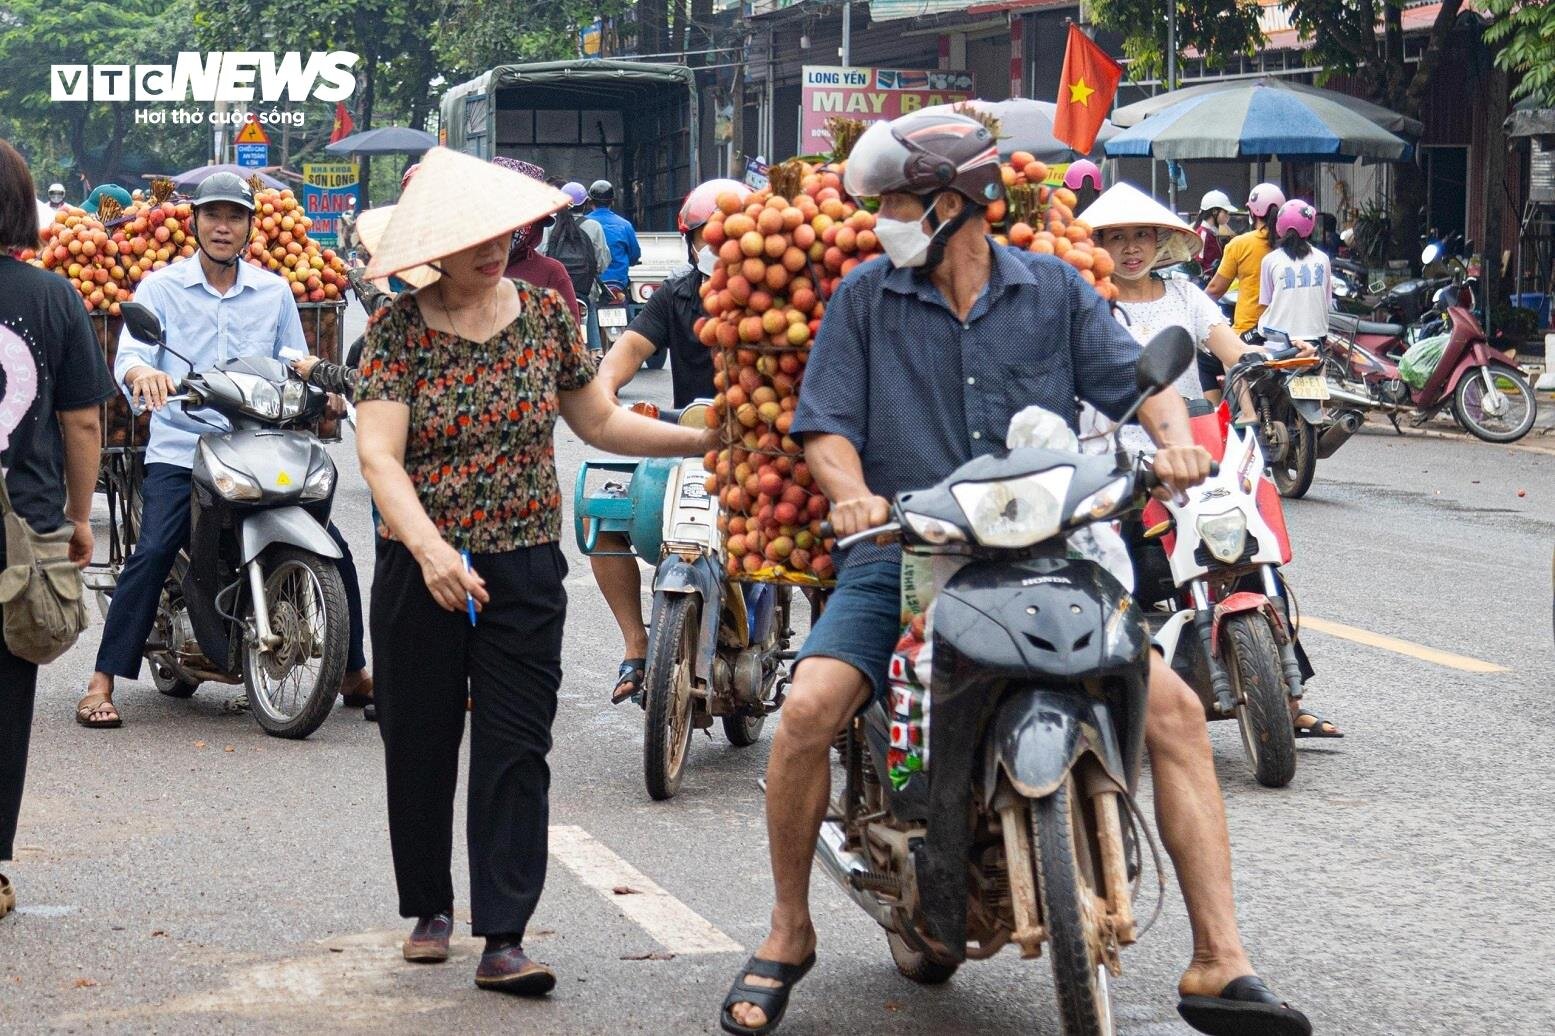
[281,378,306,418]
[198,442,261,502]
[226,372,281,419]
[950,467,1072,549]
[301,459,336,502]
[1196,509,1248,563]
[1068,477,1130,525]
[902,511,966,545]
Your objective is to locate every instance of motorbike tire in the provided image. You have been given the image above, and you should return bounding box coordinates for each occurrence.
[1269,403,1317,499]
[643,595,699,801]
[242,546,348,740]
[721,712,765,746]
[1222,613,1296,788]
[1032,779,1116,1036]
[887,930,958,985]
[1453,365,1537,443]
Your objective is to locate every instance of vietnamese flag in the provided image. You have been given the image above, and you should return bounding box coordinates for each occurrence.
[1052,24,1123,155]
[329,102,355,145]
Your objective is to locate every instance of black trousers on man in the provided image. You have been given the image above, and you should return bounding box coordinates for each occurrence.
[1,641,38,862]
[371,538,567,939]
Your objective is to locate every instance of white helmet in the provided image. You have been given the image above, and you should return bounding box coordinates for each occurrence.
[1198,189,1234,214]
[46,182,65,200]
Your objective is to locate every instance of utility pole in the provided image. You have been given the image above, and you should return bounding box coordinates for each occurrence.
[1166,1,1177,213]
[841,1,852,67]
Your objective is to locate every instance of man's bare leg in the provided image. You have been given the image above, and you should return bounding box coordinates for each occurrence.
[589,532,648,697]
[1143,653,1256,998]
[728,658,871,1031]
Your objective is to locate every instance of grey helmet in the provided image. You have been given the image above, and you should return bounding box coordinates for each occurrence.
[191,171,256,213]
[587,179,614,203]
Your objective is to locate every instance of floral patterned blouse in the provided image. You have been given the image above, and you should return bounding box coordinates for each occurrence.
[356,281,595,552]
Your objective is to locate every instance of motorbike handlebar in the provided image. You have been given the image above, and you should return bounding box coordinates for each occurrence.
[1140,460,1219,496]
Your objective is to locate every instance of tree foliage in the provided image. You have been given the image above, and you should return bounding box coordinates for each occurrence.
[1482,0,1555,106]
[437,0,630,74]
[1088,0,1264,82]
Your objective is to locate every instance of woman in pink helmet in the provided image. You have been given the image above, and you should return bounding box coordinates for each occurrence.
[1202,182,1285,402]
[1256,199,1332,348]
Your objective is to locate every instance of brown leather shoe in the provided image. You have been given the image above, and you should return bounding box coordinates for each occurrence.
[402,911,453,963]
[341,670,374,708]
[474,942,556,995]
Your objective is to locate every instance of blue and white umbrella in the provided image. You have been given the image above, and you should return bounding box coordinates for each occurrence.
[1104,80,1409,162]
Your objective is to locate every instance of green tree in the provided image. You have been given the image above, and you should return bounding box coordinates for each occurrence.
[436,0,632,74]
[1483,0,1555,106]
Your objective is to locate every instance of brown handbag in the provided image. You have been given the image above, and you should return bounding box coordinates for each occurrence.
[0,472,88,665]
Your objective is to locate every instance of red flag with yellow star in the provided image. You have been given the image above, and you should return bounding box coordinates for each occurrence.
[1052,24,1123,155]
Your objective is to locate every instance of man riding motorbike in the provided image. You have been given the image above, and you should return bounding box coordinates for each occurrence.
[584,179,641,302]
[719,113,1311,1036]
[78,172,373,727]
[590,178,750,704]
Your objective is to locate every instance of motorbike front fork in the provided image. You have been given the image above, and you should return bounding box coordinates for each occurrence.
[246,559,280,653]
[1191,568,1305,716]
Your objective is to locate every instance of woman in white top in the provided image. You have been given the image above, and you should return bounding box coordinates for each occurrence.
[1257,199,1331,344]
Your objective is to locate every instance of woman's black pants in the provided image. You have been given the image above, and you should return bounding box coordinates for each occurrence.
[0,641,38,862]
[371,538,567,940]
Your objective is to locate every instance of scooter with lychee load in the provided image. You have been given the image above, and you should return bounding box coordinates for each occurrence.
[574,401,796,800]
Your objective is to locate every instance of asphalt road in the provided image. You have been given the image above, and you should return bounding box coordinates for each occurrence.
[3,333,1553,1034]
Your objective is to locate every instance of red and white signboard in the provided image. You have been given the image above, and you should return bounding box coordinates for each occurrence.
[799,66,975,153]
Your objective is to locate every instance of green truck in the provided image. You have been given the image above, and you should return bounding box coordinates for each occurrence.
[440,60,700,232]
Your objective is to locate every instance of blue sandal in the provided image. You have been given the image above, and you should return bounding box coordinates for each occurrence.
[611,658,646,705]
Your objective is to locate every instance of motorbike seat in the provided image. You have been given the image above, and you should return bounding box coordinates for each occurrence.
[1327,312,1404,339]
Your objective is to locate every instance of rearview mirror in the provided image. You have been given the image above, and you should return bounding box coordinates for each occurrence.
[1136,326,1194,394]
[120,302,165,346]
[1421,242,1442,266]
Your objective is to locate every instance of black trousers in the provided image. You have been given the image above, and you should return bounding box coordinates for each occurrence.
[371,538,567,939]
[1,640,39,862]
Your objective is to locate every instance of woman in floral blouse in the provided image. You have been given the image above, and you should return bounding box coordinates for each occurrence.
[354,149,713,997]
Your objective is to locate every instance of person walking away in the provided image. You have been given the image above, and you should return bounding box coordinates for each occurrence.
[0,139,116,919]
[1192,189,1235,273]
[1259,200,1334,351]
[720,112,1310,1036]
[1203,182,1285,402]
[78,172,375,727]
[583,180,641,301]
[543,183,611,355]
[589,177,750,704]
[492,160,578,319]
[353,148,715,994]
[1083,183,1342,740]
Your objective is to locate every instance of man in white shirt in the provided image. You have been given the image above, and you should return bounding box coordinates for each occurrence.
[77,173,372,728]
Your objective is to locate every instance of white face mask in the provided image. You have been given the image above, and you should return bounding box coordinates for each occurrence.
[696,245,718,276]
[874,215,936,269]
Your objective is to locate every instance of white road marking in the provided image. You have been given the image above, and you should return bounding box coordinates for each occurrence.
[549,824,743,955]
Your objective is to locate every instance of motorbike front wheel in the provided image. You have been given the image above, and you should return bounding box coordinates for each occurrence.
[1222,612,1296,788]
[1453,365,1536,443]
[242,546,348,740]
[1033,778,1116,1036]
[643,595,699,800]
[1269,403,1318,499]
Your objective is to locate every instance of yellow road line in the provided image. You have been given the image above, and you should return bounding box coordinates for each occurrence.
[1301,617,1507,673]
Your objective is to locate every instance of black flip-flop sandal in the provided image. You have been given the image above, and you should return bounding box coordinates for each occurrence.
[611,658,646,705]
[719,952,816,1036]
[1178,975,1312,1036]
[1294,710,1343,738]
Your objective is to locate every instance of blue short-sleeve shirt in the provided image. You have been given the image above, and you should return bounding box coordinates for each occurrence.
[791,242,1142,568]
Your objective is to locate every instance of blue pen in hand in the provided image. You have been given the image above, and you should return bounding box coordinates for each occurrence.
[461,550,478,627]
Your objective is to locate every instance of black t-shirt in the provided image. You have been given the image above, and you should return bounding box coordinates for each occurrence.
[0,257,116,564]
[626,266,714,408]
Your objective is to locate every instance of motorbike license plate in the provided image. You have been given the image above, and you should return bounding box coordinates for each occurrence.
[597,307,629,328]
[1288,375,1330,401]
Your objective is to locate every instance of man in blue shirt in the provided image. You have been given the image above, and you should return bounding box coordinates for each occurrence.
[720,114,1310,1036]
[78,173,372,727]
[583,179,640,298]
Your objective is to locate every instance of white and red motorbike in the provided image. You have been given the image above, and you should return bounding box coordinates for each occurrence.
[1137,401,1304,788]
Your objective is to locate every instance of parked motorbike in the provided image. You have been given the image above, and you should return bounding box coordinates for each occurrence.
[812,329,1196,1036]
[1229,337,1341,497]
[1324,301,1537,443]
[575,402,792,800]
[118,303,349,739]
[1136,401,1303,788]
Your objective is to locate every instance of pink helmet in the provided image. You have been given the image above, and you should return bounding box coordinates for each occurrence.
[1275,199,1316,240]
[1063,159,1102,191]
[1246,182,1286,219]
[678,178,751,235]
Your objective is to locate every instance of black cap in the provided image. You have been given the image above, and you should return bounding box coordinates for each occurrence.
[588,179,614,202]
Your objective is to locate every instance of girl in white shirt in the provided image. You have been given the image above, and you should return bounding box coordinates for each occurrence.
[1257,199,1332,343]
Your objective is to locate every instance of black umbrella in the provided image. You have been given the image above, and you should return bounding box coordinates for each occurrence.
[324,126,437,156]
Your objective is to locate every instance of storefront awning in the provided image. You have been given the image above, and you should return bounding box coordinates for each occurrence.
[867,0,1072,20]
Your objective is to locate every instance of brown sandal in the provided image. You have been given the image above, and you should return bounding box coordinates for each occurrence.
[0,872,14,919]
[75,691,122,728]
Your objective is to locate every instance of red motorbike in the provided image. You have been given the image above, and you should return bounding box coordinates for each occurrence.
[1323,301,1537,443]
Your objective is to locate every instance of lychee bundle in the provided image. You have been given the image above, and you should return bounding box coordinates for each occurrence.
[987,150,1118,302]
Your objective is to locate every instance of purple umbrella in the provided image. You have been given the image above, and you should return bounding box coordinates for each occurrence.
[164,164,289,193]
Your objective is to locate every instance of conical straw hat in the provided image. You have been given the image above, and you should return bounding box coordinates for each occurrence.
[353,205,439,290]
[1078,181,1202,268]
[365,147,571,281]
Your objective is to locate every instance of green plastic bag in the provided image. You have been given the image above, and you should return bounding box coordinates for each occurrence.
[1399,332,1448,390]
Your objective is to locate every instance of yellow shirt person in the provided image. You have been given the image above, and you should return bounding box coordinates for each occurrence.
[1216,230,1274,334]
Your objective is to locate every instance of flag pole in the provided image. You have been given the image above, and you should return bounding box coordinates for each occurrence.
[1167,0,1177,214]
[841,2,852,67]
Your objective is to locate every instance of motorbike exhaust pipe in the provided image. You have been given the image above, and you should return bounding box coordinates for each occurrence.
[1316,409,1364,459]
[814,821,898,927]
[1322,384,1396,411]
